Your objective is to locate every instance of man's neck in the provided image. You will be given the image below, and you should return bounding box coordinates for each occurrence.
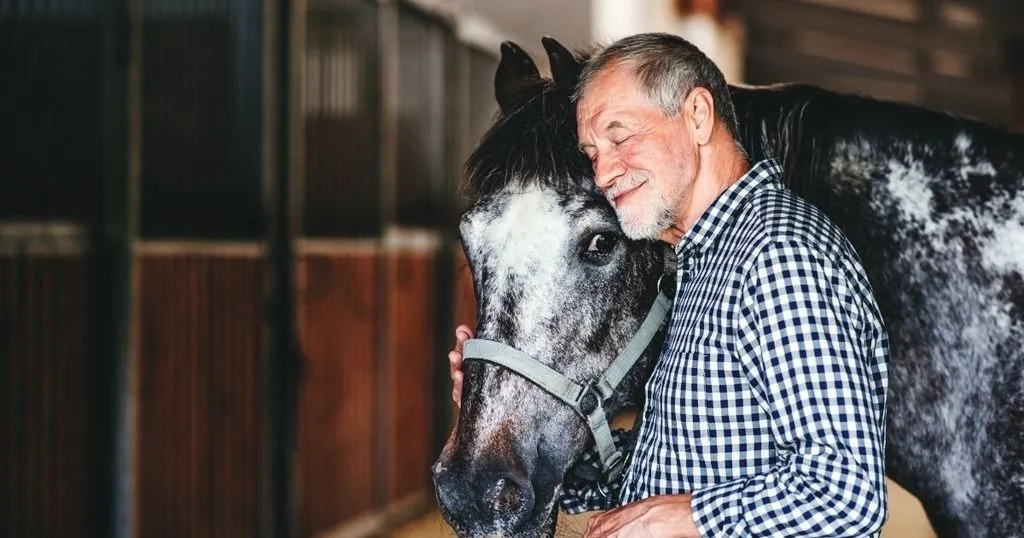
[660,143,749,245]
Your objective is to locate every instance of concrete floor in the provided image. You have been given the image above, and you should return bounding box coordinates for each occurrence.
[391,478,936,537]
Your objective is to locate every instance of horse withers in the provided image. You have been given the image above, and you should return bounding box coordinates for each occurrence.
[434,37,1024,538]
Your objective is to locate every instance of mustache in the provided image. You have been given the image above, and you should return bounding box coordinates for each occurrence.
[604,170,654,204]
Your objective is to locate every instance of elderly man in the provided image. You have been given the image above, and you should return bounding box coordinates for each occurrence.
[449,33,890,537]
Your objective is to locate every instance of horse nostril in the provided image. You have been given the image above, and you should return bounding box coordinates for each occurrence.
[487,474,534,528]
[492,477,522,512]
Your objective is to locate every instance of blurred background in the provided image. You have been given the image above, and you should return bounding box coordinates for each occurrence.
[2,0,1023,537]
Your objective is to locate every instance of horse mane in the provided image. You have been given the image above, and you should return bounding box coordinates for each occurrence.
[464,75,595,201]
[730,83,1024,197]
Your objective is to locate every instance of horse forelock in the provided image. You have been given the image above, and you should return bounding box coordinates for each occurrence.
[465,80,594,201]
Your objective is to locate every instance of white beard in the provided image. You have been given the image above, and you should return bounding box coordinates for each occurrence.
[606,171,677,240]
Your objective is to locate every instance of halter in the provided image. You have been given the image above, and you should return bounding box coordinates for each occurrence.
[461,276,672,483]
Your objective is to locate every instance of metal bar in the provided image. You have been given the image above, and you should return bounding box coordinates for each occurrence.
[290,0,307,245]
[374,0,398,520]
[261,0,300,535]
[94,0,139,536]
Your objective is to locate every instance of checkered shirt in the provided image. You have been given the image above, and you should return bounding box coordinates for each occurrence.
[559,159,890,537]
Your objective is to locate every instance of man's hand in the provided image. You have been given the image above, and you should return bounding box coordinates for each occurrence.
[448,324,473,408]
[584,493,701,538]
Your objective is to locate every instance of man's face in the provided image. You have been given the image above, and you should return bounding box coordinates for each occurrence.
[577,66,698,240]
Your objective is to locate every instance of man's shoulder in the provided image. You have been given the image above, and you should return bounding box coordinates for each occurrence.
[742,184,855,261]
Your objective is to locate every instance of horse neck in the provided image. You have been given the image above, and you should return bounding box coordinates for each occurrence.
[731,84,1024,196]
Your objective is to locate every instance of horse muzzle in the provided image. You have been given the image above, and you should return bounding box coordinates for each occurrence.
[433,456,556,537]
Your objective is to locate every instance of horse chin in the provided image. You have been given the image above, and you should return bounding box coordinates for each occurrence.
[538,507,558,538]
[446,507,558,538]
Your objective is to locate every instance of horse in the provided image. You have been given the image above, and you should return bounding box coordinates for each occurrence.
[432,37,1024,537]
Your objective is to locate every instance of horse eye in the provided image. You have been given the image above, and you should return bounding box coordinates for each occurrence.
[586,233,617,255]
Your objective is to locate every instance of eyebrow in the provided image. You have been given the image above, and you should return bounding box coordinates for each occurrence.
[605,120,628,131]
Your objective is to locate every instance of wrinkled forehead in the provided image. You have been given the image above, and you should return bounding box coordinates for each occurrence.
[578,66,647,118]
[460,186,614,270]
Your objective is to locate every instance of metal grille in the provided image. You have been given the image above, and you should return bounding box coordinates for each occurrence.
[139,0,265,239]
[461,46,499,211]
[395,5,453,228]
[0,1,105,222]
[304,0,380,237]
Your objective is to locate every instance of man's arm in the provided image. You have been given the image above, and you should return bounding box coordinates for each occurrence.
[690,239,889,538]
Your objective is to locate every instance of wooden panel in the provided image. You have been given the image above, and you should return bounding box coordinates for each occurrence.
[387,251,436,502]
[1,253,99,538]
[296,250,378,534]
[738,0,1003,58]
[137,252,263,538]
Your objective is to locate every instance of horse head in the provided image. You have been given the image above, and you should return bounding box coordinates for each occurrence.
[431,38,670,537]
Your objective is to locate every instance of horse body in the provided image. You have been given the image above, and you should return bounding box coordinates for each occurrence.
[733,84,1024,535]
[434,40,1024,537]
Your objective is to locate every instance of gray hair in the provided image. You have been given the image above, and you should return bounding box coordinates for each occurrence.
[574,33,742,142]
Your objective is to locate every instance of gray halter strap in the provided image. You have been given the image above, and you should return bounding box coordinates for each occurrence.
[462,287,672,482]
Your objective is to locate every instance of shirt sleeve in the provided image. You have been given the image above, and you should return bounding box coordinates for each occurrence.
[690,239,890,537]
[558,428,633,513]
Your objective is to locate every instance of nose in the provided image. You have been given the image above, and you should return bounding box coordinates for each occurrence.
[593,152,626,191]
[434,464,535,533]
[487,472,533,524]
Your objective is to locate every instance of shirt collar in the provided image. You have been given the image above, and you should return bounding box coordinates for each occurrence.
[674,158,784,257]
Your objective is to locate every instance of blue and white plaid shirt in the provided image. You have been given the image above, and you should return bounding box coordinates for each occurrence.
[560,159,890,537]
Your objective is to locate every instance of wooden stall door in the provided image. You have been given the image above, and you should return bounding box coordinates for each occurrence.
[386,250,437,505]
[1,253,101,538]
[136,251,264,538]
[296,249,379,535]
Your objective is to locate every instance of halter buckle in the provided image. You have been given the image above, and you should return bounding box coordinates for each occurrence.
[575,380,604,416]
[604,450,625,479]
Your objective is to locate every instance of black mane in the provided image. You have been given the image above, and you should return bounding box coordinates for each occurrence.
[730,83,1024,203]
[464,78,595,200]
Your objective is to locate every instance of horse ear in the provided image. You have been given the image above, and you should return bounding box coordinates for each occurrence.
[542,36,583,90]
[495,41,540,113]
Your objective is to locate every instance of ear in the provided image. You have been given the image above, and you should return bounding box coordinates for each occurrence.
[686,87,715,145]
[495,41,541,113]
[541,36,583,90]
